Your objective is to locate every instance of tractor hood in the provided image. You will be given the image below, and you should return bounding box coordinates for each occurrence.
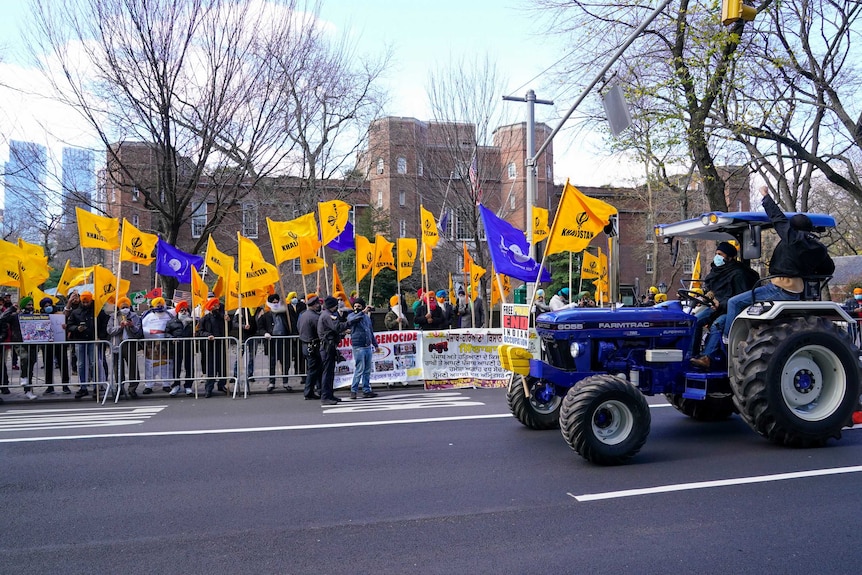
[535,301,694,337]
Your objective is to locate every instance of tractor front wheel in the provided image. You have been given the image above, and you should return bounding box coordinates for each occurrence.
[507,375,562,430]
[560,375,651,465]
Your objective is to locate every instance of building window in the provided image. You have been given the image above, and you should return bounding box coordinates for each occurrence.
[546,164,552,180]
[242,202,258,238]
[455,211,477,241]
[507,162,517,179]
[645,253,653,274]
[417,160,423,177]
[293,260,302,275]
[396,157,407,175]
[377,190,383,209]
[376,158,384,174]
[191,202,207,238]
[131,187,139,202]
[509,193,517,210]
[132,214,139,226]
[399,219,407,238]
[132,262,140,275]
[398,190,406,207]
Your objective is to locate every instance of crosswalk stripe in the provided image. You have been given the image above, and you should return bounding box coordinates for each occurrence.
[0,406,167,432]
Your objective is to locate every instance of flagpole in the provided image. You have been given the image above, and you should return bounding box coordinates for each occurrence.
[321,246,329,295]
[568,252,573,301]
[234,232,242,399]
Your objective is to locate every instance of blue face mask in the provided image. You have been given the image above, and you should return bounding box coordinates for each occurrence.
[713,254,725,267]
[855,295,862,301]
[43,306,53,314]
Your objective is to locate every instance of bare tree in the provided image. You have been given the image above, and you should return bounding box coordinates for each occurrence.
[425,53,513,284]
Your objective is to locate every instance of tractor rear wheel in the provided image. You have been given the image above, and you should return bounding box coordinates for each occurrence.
[731,316,860,446]
[665,393,735,421]
[507,375,562,430]
[560,375,651,465]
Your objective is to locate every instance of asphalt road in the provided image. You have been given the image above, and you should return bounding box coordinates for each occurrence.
[2,386,862,574]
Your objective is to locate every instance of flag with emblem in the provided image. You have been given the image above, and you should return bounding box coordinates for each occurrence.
[205,236,235,279]
[373,235,395,277]
[420,205,439,249]
[532,206,550,243]
[545,180,617,256]
[318,200,351,246]
[119,218,158,265]
[56,260,93,296]
[396,238,417,282]
[355,234,375,283]
[76,207,120,250]
[238,234,279,292]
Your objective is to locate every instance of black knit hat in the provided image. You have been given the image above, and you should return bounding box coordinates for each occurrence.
[716,241,737,259]
[324,296,339,310]
[790,214,814,232]
[354,297,366,308]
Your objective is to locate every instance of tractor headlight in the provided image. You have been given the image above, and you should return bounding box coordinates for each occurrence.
[570,342,585,358]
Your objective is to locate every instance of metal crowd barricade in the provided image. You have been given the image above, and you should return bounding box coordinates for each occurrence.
[241,334,306,395]
[113,336,239,403]
[0,339,113,401]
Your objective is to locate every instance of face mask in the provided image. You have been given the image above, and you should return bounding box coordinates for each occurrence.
[713,254,725,267]
[855,295,862,301]
[290,298,298,305]
[120,307,130,315]
[43,306,53,314]
[268,301,284,312]
[179,311,190,319]
[154,306,165,313]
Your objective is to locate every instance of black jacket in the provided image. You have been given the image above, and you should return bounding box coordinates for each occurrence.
[763,195,835,278]
[703,260,755,304]
[67,304,96,341]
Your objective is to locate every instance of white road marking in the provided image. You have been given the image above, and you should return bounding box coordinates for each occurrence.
[0,406,167,432]
[570,465,862,502]
[0,413,513,443]
[323,392,484,413]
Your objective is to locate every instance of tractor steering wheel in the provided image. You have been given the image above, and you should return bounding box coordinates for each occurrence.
[677,289,716,309]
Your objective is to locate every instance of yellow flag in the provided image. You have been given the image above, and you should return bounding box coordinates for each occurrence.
[373,235,395,277]
[332,263,346,298]
[355,235,374,283]
[267,212,318,265]
[229,264,269,312]
[689,252,702,291]
[212,275,226,298]
[19,253,50,286]
[191,265,208,313]
[420,205,439,249]
[532,207,550,243]
[56,260,94,296]
[490,271,511,306]
[120,218,159,265]
[396,238,417,282]
[462,242,473,274]
[76,207,120,250]
[0,241,23,287]
[18,238,44,258]
[21,284,55,309]
[238,234,280,292]
[206,236,235,279]
[92,265,129,311]
[299,235,324,275]
[545,180,617,256]
[470,264,486,301]
[318,200,351,246]
[581,251,601,279]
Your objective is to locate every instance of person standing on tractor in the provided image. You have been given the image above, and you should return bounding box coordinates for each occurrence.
[722,186,835,342]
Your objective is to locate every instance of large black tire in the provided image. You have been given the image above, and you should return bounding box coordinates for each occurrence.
[731,316,861,447]
[507,375,562,430]
[665,393,736,421]
[560,375,651,465]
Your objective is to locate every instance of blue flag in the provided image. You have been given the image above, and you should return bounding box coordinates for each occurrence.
[479,204,551,283]
[155,239,204,283]
[326,219,355,252]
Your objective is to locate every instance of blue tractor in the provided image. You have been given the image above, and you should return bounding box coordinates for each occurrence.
[501,210,861,465]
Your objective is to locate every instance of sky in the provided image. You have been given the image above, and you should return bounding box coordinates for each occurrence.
[0,0,641,198]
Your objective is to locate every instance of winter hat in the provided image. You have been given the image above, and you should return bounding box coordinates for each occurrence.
[117,296,131,308]
[716,241,738,259]
[204,297,221,311]
[354,297,366,308]
[175,301,189,312]
[19,296,33,308]
[324,296,339,310]
[790,213,814,232]
[390,295,400,307]
[305,293,320,306]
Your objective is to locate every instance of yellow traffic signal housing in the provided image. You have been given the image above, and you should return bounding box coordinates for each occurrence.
[721,0,756,25]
